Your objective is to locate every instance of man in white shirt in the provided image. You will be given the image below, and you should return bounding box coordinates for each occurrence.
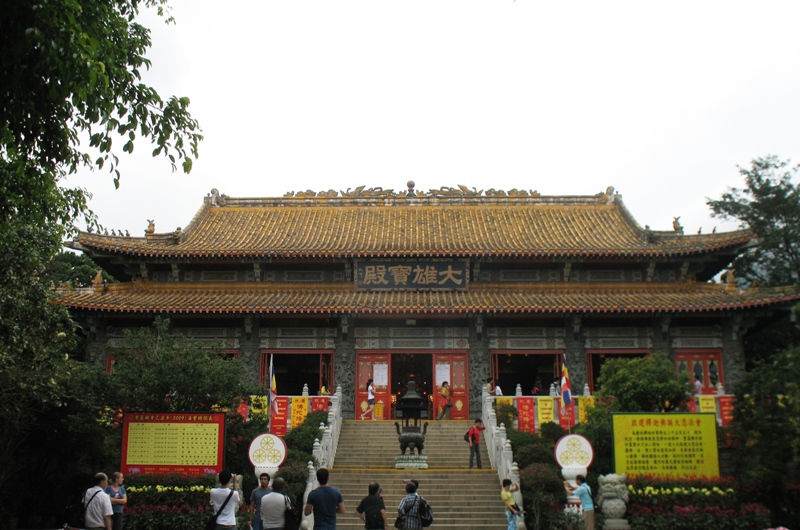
[82,473,113,530]
[261,477,291,530]
[210,470,241,529]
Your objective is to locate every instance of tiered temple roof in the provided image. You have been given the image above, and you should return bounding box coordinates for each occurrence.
[60,185,800,316]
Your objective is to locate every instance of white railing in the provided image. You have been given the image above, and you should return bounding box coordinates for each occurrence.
[311,385,344,468]
[300,461,319,530]
[482,385,526,529]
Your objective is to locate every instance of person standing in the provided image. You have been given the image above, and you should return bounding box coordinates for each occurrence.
[210,470,240,530]
[397,481,423,530]
[304,468,345,530]
[694,375,703,395]
[487,378,502,396]
[249,473,272,530]
[468,419,486,469]
[83,473,113,530]
[105,472,127,530]
[261,477,290,530]
[436,381,450,420]
[355,482,387,530]
[564,475,594,530]
[361,379,376,420]
[501,479,520,530]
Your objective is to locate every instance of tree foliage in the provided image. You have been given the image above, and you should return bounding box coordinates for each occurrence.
[728,346,800,526]
[1,0,202,212]
[43,251,116,287]
[0,1,200,520]
[595,352,690,412]
[107,318,258,412]
[707,155,800,287]
[575,353,692,476]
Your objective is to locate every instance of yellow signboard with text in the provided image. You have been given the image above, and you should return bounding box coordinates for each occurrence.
[612,413,719,478]
[537,397,555,425]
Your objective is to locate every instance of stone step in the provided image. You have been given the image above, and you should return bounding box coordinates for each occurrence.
[319,421,508,530]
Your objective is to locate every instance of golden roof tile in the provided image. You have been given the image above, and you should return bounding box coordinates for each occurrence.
[56,281,799,315]
[72,190,753,259]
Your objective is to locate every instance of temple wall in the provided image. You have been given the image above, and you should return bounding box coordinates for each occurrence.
[468,317,490,416]
[334,330,357,419]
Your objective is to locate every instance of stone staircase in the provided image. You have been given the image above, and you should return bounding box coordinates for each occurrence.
[326,420,508,530]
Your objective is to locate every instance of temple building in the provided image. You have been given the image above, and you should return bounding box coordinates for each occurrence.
[59,183,800,420]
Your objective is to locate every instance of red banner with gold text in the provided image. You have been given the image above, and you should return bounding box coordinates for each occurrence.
[311,396,330,413]
[719,396,734,427]
[517,397,535,433]
[559,400,576,429]
[270,397,289,436]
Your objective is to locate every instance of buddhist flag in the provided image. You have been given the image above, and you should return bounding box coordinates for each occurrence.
[268,354,278,416]
[561,353,572,406]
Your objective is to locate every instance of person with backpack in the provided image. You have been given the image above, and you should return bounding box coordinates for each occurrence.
[83,472,113,530]
[355,482,387,530]
[396,481,432,529]
[467,418,486,469]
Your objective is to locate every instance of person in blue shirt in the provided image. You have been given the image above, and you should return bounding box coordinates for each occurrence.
[304,468,345,530]
[564,475,594,530]
[249,473,272,530]
[105,472,127,530]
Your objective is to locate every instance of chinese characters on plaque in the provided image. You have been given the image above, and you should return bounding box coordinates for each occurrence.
[355,260,469,291]
[122,413,225,476]
[612,413,719,478]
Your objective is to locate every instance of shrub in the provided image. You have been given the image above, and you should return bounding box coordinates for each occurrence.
[496,402,516,429]
[283,411,329,453]
[513,437,557,469]
[539,421,567,446]
[506,429,538,450]
[519,463,567,530]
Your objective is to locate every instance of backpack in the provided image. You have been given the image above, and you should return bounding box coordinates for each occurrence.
[419,497,434,527]
[364,498,384,529]
[464,428,474,443]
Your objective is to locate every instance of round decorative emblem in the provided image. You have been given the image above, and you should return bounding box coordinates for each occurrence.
[248,433,287,467]
[554,434,593,468]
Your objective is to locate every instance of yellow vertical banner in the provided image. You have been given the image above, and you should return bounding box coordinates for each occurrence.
[698,395,716,414]
[290,397,308,428]
[250,395,268,416]
[537,397,555,425]
[578,396,595,423]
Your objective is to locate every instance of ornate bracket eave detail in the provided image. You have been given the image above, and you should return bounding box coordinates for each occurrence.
[660,314,672,340]
[571,315,582,339]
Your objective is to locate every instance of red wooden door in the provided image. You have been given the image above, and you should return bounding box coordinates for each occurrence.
[356,352,390,420]
[433,352,469,419]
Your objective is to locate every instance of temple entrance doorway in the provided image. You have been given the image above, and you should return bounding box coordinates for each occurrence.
[491,350,563,397]
[356,351,469,420]
[391,353,433,414]
[260,350,333,397]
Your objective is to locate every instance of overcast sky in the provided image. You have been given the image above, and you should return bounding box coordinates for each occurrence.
[68,0,800,238]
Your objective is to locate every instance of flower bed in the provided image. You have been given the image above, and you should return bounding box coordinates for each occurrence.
[626,475,771,530]
[124,473,220,530]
